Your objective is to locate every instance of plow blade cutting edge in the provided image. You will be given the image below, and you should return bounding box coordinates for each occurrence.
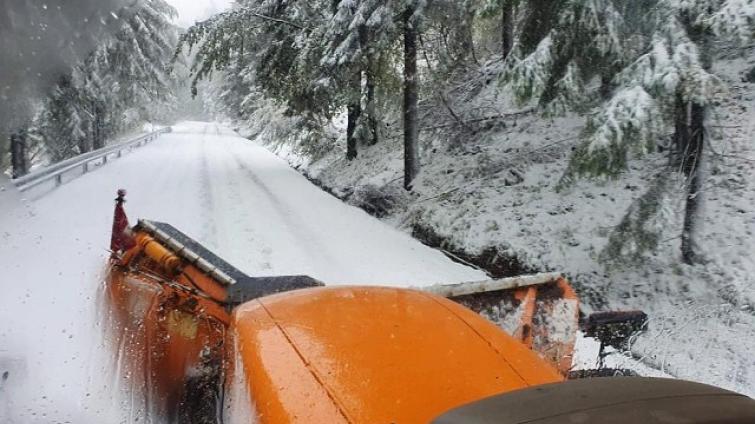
[422,273,579,374]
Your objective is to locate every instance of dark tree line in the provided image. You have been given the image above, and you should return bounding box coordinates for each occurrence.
[3,0,179,177]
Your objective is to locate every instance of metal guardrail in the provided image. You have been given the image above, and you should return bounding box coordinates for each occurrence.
[12,127,171,193]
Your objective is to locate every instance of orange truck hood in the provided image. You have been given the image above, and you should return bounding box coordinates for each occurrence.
[232,286,564,423]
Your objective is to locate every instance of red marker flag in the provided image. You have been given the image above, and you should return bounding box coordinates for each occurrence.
[110,189,136,254]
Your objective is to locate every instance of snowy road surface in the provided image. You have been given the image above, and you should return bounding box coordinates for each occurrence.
[0,121,486,422]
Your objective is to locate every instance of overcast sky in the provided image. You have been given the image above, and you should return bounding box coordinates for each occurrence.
[166,0,234,28]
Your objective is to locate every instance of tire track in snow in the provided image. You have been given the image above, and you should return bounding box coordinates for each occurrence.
[206,143,275,273]
[230,153,339,271]
[197,124,220,249]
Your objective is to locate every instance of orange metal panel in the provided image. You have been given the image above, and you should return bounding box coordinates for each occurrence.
[427,293,565,385]
[105,267,228,419]
[233,301,348,423]
[178,266,229,304]
[233,286,564,424]
[515,286,538,348]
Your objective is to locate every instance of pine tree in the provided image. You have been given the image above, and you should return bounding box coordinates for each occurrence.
[505,0,753,182]
[40,74,87,160]
[593,0,753,264]
[10,129,30,178]
[327,0,364,160]
[36,0,178,162]
[504,0,755,263]
[323,0,427,185]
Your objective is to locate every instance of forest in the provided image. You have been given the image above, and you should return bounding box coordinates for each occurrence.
[172,0,755,266]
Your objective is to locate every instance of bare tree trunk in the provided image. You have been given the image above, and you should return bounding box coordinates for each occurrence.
[403,8,420,190]
[680,102,705,265]
[92,102,105,150]
[519,0,562,54]
[458,7,478,65]
[599,69,614,99]
[10,129,29,178]
[346,69,361,161]
[671,93,687,166]
[78,137,91,155]
[359,24,379,146]
[364,62,379,146]
[673,93,706,265]
[502,1,514,60]
[676,15,711,265]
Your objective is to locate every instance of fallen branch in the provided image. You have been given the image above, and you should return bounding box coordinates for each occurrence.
[419,35,472,133]
[415,187,461,204]
[422,109,535,131]
[434,250,490,277]
[706,141,755,163]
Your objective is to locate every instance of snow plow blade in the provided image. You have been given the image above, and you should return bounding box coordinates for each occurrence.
[422,273,579,374]
[103,191,580,422]
[105,213,323,419]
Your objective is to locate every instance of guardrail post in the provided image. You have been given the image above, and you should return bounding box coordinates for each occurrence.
[103,154,108,164]
[83,161,89,173]
[55,174,62,187]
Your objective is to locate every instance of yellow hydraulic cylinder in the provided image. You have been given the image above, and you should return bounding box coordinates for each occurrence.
[135,233,182,274]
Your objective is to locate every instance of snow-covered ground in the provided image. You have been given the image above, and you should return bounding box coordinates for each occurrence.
[0,121,487,422]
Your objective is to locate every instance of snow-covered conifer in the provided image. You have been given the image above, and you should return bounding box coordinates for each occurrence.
[35,0,178,161]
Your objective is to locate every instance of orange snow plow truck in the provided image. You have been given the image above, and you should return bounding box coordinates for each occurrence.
[104,191,755,423]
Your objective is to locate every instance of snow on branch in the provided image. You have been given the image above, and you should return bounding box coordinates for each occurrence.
[564,86,662,180]
[617,20,720,105]
[579,0,625,58]
[504,35,555,104]
[543,61,587,116]
[587,86,661,156]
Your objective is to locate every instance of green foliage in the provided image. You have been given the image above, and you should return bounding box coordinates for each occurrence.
[504,0,754,185]
[559,86,662,186]
[175,2,338,119]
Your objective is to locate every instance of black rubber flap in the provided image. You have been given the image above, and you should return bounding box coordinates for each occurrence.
[226,275,323,305]
[432,377,755,424]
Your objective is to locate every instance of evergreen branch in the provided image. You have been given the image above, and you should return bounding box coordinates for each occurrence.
[421,109,535,131]
[248,12,308,30]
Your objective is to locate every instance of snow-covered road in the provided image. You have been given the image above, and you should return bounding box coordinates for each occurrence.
[0,121,484,422]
